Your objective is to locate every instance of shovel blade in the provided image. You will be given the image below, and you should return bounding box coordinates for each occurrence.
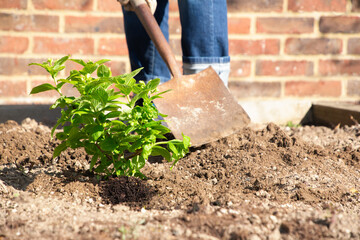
[153,67,250,147]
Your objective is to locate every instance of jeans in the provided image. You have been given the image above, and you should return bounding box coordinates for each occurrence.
[123,0,230,86]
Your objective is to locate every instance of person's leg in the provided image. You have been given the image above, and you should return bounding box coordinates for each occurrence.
[122,0,171,83]
[177,0,230,86]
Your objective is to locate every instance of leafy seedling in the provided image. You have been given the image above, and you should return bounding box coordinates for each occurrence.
[285,121,301,128]
[29,55,190,178]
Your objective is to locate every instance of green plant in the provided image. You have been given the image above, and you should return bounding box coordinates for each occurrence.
[285,121,301,128]
[29,55,190,178]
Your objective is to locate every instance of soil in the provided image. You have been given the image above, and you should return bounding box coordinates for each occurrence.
[0,118,359,240]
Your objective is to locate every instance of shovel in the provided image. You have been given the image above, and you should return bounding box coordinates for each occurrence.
[130,0,250,147]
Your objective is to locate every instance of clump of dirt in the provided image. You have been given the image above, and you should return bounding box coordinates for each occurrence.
[0,119,359,239]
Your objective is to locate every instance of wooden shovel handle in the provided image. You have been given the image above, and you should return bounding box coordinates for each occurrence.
[130,0,182,78]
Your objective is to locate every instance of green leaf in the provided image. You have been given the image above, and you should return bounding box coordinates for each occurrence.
[91,87,108,106]
[146,78,160,91]
[125,68,142,86]
[84,80,106,93]
[108,93,124,101]
[51,119,63,138]
[86,125,103,141]
[84,141,98,155]
[133,155,145,169]
[150,89,171,100]
[80,62,97,75]
[54,55,70,67]
[110,120,127,131]
[90,155,99,171]
[129,138,145,152]
[70,59,87,66]
[119,135,140,144]
[168,142,178,156]
[130,90,149,108]
[125,125,136,135]
[151,146,171,161]
[141,144,152,158]
[98,112,106,123]
[182,134,191,149]
[100,137,117,151]
[116,84,132,96]
[95,59,111,65]
[105,111,122,119]
[67,70,82,82]
[30,83,57,94]
[53,141,67,158]
[90,99,102,112]
[56,81,66,90]
[97,64,111,77]
[28,62,46,68]
[55,132,68,141]
[148,124,171,134]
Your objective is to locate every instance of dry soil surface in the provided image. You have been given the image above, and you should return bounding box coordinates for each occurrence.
[0,118,359,240]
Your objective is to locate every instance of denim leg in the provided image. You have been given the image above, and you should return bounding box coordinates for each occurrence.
[122,0,171,83]
[178,0,230,86]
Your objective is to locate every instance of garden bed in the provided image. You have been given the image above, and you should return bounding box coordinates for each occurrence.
[0,118,359,239]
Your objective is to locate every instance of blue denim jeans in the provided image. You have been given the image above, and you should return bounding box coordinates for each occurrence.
[123,0,230,86]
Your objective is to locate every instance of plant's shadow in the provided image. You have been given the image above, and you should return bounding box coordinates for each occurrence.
[0,166,35,191]
[0,164,155,209]
[100,176,155,208]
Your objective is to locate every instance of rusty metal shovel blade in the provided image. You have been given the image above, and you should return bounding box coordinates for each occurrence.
[154,67,250,147]
[131,0,250,147]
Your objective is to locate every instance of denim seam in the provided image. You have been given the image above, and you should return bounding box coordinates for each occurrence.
[210,0,214,56]
[149,41,155,76]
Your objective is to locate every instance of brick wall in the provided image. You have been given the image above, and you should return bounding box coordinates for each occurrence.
[1,0,360,111]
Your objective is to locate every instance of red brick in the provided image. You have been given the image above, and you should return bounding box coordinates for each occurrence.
[229,39,280,55]
[33,0,93,10]
[0,80,27,97]
[0,0,27,9]
[320,16,360,33]
[230,60,251,77]
[65,16,123,33]
[0,36,28,53]
[229,81,281,98]
[169,38,182,56]
[257,17,314,34]
[347,80,360,96]
[105,61,127,76]
[256,60,313,76]
[98,38,128,56]
[33,37,94,55]
[285,38,342,55]
[169,0,179,12]
[98,0,178,12]
[288,0,346,12]
[227,0,283,12]
[285,80,341,97]
[169,16,181,34]
[347,38,360,54]
[228,17,251,34]
[0,14,59,32]
[97,0,122,11]
[319,59,360,76]
[0,58,48,76]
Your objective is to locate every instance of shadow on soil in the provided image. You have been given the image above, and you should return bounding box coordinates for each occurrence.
[0,164,155,208]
